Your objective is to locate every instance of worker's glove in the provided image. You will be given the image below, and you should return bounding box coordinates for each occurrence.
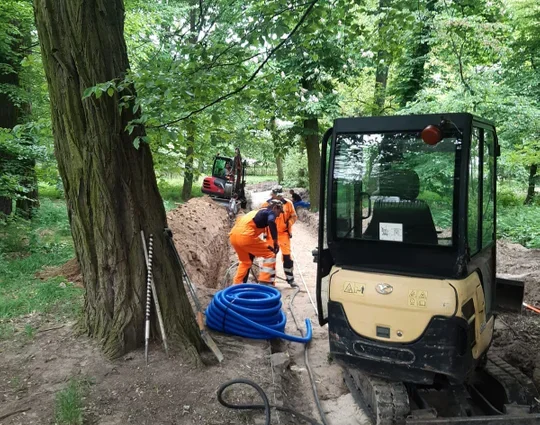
[273,242,280,254]
[287,231,292,239]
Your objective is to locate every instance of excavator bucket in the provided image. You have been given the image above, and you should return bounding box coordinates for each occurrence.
[494,277,524,313]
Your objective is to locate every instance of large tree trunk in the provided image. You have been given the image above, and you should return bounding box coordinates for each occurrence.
[303,118,320,211]
[524,164,538,205]
[182,120,195,201]
[34,0,204,359]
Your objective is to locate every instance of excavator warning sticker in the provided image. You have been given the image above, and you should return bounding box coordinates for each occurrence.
[343,282,366,296]
[408,290,428,308]
[379,222,403,242]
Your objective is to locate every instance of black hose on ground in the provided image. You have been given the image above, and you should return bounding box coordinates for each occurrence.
[217,378,323,425]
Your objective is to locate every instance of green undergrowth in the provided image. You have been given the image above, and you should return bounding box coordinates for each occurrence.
[498,204,540,248]
[54,378,91,425]
[0,199,82,334]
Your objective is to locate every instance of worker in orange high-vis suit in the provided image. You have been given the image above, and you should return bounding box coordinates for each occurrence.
[262,185,298,287]
[229,200,284,285]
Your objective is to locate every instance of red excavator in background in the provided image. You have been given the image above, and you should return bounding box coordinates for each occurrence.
[202,155,247,210]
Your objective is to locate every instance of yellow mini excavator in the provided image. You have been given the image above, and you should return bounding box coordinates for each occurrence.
[313,113,540,424]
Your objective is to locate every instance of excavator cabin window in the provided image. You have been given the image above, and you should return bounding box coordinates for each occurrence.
[332,131,460,246]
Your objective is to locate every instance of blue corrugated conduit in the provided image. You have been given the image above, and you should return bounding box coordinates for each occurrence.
[205,283,312,343]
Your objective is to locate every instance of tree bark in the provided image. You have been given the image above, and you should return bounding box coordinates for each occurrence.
[524,164,538,205]
[181,121,195,201]
[34,0,204,359]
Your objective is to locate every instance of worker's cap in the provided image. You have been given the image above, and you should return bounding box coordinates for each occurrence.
[271,185,284,196]
[268,199,284,210]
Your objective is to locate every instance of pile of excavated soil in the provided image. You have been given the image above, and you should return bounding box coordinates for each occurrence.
[492,240,540,388]
[497,240,540,303]
[35,257,83,287]
[167,196,231,289]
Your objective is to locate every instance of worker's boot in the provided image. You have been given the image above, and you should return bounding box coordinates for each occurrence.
[283,255,298,287]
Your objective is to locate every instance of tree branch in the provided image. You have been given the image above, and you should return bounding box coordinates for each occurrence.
[151,0,320,128]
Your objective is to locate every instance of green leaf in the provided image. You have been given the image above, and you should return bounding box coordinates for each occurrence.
[82,87,94,99]
[107,87,115,97]
[133,103,139,114]
[133,137,141,149]
[95,89,103,99]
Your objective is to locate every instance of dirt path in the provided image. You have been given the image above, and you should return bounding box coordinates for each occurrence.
[248,189,370,423]
[278,220,370,424]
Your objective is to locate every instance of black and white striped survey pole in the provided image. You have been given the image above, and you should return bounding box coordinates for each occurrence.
[144,234,154,365]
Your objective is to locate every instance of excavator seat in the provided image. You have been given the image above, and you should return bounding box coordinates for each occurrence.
[364,169,438,245]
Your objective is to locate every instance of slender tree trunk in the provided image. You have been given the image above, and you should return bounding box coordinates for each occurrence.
[276,156,284,183]
[34,0,203,359]
[303,118,320,211]
[0,197,12,216]
[524,164,538,205]
[181,4,199,202]
[0,43,20,215]
[371,0,391,115]
[16,159,39,219]
[395,0,436,107]
[182,121,195,201]
[300,79,320,210]
[373,50,389,115]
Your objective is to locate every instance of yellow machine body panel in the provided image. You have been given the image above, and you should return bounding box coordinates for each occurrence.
[328,266,494,355]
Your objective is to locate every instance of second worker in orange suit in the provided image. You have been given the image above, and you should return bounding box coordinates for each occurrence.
[262,185,298,287]
[229,200,284,285]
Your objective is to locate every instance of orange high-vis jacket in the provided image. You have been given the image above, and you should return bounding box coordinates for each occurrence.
[261,198,297,234]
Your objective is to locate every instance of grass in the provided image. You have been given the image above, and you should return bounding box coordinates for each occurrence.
[244,175,278,184]
[0,199,82,326]
[54,378,89,425]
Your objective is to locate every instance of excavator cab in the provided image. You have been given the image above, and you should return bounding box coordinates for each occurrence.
[314,114,537,422]
[202,155,247,208]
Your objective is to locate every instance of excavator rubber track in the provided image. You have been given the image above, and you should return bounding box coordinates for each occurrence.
[344,367,410,425]
[343,355,540,425]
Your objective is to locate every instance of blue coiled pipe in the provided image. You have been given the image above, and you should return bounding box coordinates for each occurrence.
[205,284,312,343]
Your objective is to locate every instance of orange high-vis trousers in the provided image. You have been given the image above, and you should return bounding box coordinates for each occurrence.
[229,211,277,284]
[266,231,294,285]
